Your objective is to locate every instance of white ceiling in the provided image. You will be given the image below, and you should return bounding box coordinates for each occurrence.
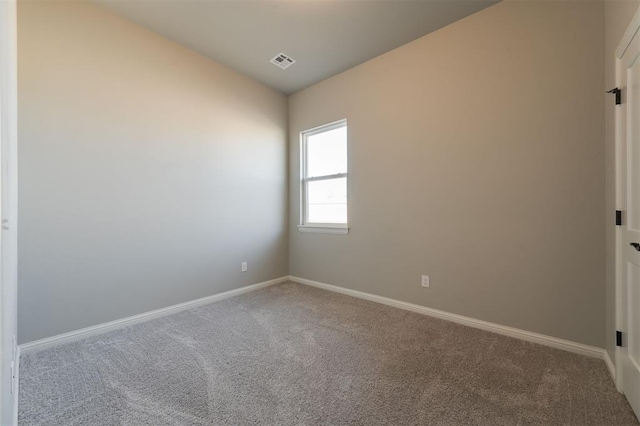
[95,0,499,94]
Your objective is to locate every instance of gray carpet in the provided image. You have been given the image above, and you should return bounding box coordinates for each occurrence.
[18,282,639,425]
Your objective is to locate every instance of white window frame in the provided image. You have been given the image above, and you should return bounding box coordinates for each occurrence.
[298,119,349,234]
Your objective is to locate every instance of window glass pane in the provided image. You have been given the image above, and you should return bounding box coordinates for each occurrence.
[306,126,347,177]
[307,177,347,223]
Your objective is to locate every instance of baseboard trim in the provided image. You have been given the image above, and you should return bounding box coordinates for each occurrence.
[288,276,605,359]
[19,276,289,356]
[605,350,616,382]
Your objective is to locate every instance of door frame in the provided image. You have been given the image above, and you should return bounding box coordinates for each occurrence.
[615,5,640,394]
[0,1,18,424]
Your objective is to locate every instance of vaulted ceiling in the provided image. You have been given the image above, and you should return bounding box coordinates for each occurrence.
[95,0,499,94]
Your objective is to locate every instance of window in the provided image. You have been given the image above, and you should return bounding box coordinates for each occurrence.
[299,120,348,234]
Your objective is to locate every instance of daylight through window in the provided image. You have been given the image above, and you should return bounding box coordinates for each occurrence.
[301,120,348,229]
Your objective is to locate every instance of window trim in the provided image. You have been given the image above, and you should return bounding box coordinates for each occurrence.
[299,119,349,234]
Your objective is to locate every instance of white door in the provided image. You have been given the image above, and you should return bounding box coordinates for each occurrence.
[617,10,640,420]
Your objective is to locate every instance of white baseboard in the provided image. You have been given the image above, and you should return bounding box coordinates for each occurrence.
[288,276,605,360]
[605,349,616,382]
[18,274,608,366]
[19,276,288,356]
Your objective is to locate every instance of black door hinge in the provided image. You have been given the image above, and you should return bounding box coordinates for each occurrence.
[607,88,621,105]
[617,330,623,347]
[616,210,623,226]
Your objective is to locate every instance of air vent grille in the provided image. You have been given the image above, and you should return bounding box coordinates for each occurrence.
[270,53,296,69]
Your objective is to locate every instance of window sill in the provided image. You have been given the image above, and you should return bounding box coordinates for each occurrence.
[297,224,349,235]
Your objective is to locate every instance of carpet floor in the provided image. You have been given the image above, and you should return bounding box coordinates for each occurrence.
[19,282,639,425]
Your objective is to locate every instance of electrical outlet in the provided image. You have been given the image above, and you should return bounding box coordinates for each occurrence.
[421,275,429,288]
[241,262,247,272]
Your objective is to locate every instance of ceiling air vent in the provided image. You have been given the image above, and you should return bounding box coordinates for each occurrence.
[270,53,296,70]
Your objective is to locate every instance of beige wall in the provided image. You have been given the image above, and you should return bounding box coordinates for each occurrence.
[605,0,640,365]
[17,0,614,350]
[18,1,288,343]
[289,0,605,347]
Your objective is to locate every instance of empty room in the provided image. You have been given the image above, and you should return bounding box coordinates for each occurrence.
[1,0,640,424]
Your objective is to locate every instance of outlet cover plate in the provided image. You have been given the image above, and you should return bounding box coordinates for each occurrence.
[421,275,429,288]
